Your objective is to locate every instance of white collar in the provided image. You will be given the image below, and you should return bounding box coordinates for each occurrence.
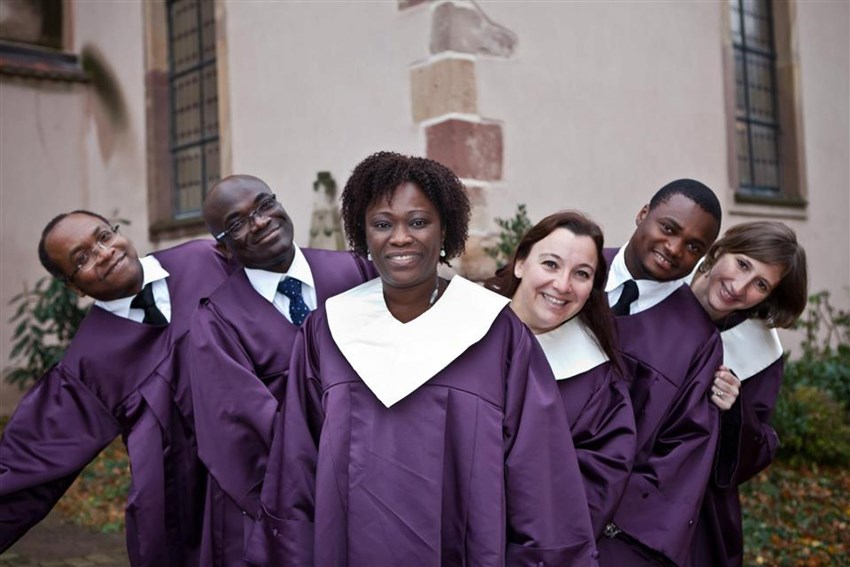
[605,244,688,314]
[326,276,509,408]
[95,255,170,318]
[720,318,783,381]
[244,244,314,304]
[535,318,608,380]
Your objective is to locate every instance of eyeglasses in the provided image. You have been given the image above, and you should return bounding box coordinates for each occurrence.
[215,193,280,241]
[68,224,121,280]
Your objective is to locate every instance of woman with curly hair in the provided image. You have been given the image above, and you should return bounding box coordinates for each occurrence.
[485,210,637,541]
[249,152,598,566]
[688,221,807,566]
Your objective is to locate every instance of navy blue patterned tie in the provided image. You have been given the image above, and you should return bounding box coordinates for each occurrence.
[277,276,311,326]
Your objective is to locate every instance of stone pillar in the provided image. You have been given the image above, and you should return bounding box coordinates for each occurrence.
[408,0,516,280]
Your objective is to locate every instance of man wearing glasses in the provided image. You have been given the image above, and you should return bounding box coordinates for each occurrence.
[0,210,234,565]
[188,174,376,566]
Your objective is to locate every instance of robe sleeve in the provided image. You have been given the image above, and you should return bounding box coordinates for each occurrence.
[570,366,637,539]
[614,335,723,566]
[0,366,120,550]
[246,322,322,567]
[714,358,783,488]
[503,324,599,567]
[188,300,280,516]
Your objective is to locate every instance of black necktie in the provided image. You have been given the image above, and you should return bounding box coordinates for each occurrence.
[130,283,168,326]
[277,276,311,326]
[612,280,639,316]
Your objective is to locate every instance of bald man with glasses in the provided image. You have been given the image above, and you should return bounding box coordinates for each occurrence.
[0,210,235,566]
[188,174,376,566]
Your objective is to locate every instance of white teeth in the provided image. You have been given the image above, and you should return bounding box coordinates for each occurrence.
[542,294,566,306]
[389,254,415,261]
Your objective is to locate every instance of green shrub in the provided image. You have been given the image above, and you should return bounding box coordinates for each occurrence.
[4,277,87,390]
[783,346,850,413]
[773,384,850,466]
[484,204,533,267]
[784,291,850,410]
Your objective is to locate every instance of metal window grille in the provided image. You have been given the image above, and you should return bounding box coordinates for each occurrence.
[167,0,219,219]
[730,0,781,196]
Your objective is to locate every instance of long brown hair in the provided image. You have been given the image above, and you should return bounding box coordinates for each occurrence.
[484,210,621,372]
[697,221,807,328]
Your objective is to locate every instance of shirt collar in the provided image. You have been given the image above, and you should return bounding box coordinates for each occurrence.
[244,244,313,304]
[605,244,688,314]
[94,255,169,317]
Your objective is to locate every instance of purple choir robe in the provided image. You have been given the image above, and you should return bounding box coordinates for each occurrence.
[689,322,784,567]
[0,240,233,566]
[188,248,375,567]
[557,362,636,539]
[248,298,599,567]
[598,248,722,567]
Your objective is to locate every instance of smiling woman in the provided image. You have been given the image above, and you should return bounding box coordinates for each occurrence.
[251,152,599,566]
[485,210,636,539]
[688,220,809,567]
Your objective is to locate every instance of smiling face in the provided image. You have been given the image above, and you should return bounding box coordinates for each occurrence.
[44,213,143,301]
[511,227,598,335]
[204,176,295,272]
[625,193,719,282]
[365,182,444,293]
[692,252,785,321]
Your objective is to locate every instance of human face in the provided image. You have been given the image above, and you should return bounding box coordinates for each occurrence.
[692,253,785,321]
[206,178,295,271]
[44,213,143,301]
[625,193,718,282]
[365,182,444,293]
[511,228,598,335]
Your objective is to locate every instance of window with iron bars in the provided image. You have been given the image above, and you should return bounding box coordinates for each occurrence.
[167,0,220,219]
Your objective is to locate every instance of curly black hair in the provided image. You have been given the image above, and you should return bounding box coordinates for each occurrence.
[341,151,471,264]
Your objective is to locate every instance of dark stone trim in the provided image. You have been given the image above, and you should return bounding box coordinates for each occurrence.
[0,41,88,82]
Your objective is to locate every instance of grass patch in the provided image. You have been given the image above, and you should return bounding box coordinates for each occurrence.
[742,461,850,565]
[54,437,130,533]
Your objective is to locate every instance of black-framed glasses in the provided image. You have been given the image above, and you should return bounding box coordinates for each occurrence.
[68,224,121,280]
[215,194,280,242]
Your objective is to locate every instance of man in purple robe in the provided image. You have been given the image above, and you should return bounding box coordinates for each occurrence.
[0,210,234,566]
[598,180,724,566]
[188,174,376,566]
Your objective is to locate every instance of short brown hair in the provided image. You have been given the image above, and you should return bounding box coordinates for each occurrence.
[699,221,808,328]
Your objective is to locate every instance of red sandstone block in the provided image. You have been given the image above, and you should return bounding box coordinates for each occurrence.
[426,119,502,181]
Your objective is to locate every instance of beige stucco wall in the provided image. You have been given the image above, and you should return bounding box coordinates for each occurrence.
[0,1,149,414]
[0,0,846,415]
[222,0,430,243]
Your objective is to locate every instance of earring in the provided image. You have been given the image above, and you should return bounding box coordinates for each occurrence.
[440,247,446,258]
[367,251,373,262]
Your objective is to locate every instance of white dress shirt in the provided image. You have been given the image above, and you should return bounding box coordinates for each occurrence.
[95,255,172,323]
[605,245,688,315]
[244,244,317,324]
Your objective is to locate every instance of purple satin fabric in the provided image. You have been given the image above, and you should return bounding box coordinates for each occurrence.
[189,249,375,567]
[249,306,599,567]
[0,240,233,566]
[558,362,637,539]
[599,248,723,567]
[689,356,783,567]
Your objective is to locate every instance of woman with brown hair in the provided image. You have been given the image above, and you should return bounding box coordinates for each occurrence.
[485,210,637,540]
[688,220,808,566]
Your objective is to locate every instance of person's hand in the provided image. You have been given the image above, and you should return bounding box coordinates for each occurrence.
[710,365,740,411]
